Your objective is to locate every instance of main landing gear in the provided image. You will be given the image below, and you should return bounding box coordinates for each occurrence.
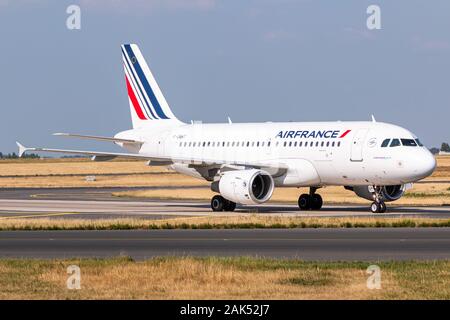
[370,186,386,213]
[298,187,323,210]
[211,195,236,212]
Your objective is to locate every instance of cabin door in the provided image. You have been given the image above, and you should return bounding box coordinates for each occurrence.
[350,129,369,162]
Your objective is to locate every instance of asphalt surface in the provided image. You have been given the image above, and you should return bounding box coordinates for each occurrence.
[0,228,449,260]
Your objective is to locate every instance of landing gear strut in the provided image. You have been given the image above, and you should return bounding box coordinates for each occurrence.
[298,187,323,210]
[211,195,236,212]
[370,186,387,213]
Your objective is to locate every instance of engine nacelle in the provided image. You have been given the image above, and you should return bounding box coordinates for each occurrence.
[218,169,274,205]
[350,185,407,202]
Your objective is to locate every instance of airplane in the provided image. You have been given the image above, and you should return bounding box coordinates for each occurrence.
[17,44,437,213]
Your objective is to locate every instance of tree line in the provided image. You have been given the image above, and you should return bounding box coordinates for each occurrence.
[0,152,40,159]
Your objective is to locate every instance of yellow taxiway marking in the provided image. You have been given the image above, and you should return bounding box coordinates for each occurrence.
[0,212,83,220]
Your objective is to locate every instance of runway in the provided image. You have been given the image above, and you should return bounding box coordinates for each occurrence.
[0,228,449,260]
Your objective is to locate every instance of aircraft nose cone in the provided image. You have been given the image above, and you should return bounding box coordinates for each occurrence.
[413,151,436,180]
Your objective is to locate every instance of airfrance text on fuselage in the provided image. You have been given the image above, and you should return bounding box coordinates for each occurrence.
[276,130,341,139]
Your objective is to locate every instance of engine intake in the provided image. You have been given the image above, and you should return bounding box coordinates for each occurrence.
[217,169,274,205]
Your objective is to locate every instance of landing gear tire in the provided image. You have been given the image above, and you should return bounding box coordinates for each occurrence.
[211,195,225,212]
[310,194,323,210]
[298,194,311,210]
[211,195,236,212]
[370,201,386,213]
[223,199,236,212]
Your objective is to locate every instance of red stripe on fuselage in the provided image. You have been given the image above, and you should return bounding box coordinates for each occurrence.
[125,75,147,120]
[339,129,351,138]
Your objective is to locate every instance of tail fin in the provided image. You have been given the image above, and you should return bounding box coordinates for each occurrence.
[121,44,182,128]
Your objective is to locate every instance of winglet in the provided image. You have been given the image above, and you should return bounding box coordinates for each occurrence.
[371,114,376,122]
[16,141,28,158]
[227,116,232,124]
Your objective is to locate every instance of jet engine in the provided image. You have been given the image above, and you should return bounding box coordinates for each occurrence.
[217,169,274,205]
[349,185,407,202]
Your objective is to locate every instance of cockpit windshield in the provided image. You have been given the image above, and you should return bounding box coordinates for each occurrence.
[381,138,424,147]
[390,139,401,147]
[401,139,417,147]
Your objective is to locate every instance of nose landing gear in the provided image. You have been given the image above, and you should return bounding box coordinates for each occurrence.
[370,186,387,213]
[298,187,323,210]
[370,201,386,213]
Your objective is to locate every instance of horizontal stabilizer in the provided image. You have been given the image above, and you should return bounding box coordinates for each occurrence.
[53,133,143,144]
[16,141,29,158]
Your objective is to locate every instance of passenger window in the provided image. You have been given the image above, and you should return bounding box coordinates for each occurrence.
[390,139,400,147]
[337,141,341,147]
[401,139,417,147]
[381,139,390,147]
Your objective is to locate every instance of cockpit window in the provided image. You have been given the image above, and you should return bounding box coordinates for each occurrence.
[401,139,417,147]
[415,138,424,147]
[381,139,390,147]
[390,139,401,147]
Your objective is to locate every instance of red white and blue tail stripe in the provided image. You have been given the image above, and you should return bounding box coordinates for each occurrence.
[121,44,180,127]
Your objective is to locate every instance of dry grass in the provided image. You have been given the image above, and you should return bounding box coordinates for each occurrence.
[0,159,208,187]
[0,257,448,299]
[0,159,166,176]
[0,173,206,188]
[0,216,448,230]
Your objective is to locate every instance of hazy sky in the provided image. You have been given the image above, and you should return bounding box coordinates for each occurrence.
[1,0,449,153]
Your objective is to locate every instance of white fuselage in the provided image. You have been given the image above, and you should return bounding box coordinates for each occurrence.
[115,120,436,188]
